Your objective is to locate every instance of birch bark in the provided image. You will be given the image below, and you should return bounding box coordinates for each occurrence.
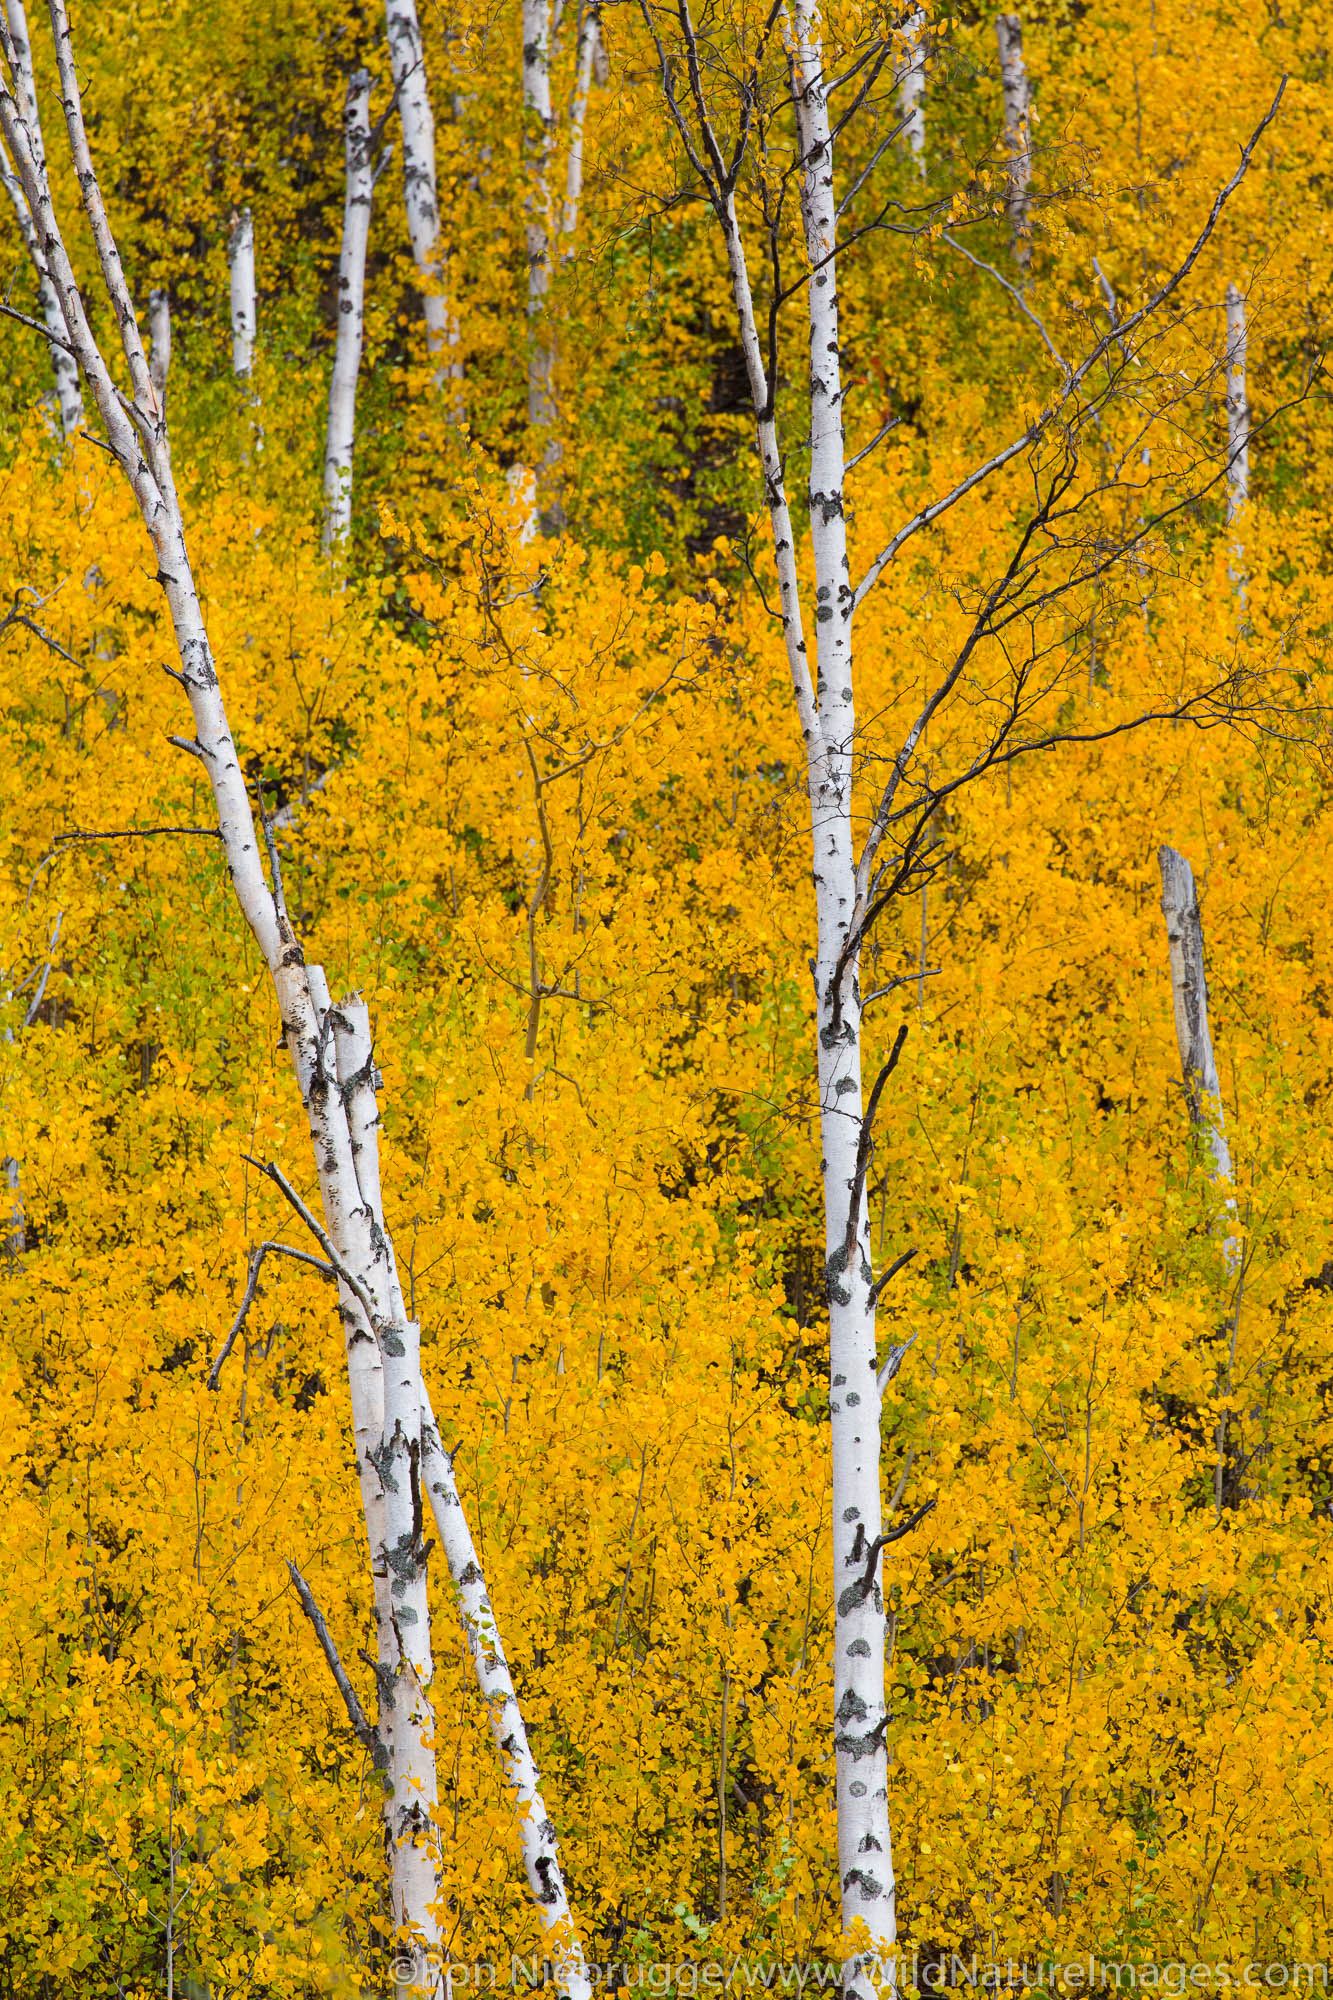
[227,207,255,375]
[995,14,1031,268]
[330,998,439,1958]
[384,0,460,371]
[523,0,556,429]
[1158,845,1240,1272]
[323,70,374,552]
[1224,282,1249,524]
[898,9,925,171]
[148,288,170,403]
[790,1,898,1978]
[1224,281,1249,600]
[2,0,80,431]
[319,1003,590,1999]
[561,2,599,240]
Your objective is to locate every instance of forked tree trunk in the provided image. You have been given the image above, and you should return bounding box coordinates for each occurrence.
[1158,845,1240,1272]
[327,1011,591,1999]
[0,11,589,1988]
[898,8,925,170]
[323,70,374,551]
[1,0,80,431]
[385,0,460,373]
[996,14,1031,267]
[227,207,255,376]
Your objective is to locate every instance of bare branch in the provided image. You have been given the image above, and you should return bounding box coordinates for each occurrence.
[240,1154,383,1334]
[206,1239,336,1390]
[286,1563,381,1758]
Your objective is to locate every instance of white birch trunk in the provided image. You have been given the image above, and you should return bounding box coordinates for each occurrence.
[227,208,256,375]
[561,3,598,240]
[2,1155,20,1266]
[148,288,170,403]
[330,999,439,1962]
[1158,846,1240,1272]
[793,0,899,1979]
[897,9,925,171]
[1,0,81,431]
[996,14,1031,268]
[1224,281,1249,601]
[523,0,555,428]
[323,71,374,553]
[1224,283,1249,524]
[689,4,898,1978]
[385,0,460,371]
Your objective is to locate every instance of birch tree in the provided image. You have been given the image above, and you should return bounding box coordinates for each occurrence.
[148,288,170,403]
[636,2,1282,1982]
[515,0,602,531]
[227,207,256,376]
[562,1,601,238]
[1224,279,1249,597]
[897,8,926,170]
[0,9,589,1992]
[385,0,461,374]
[323,70,376,552]
[996,14,1031,268]
[1158,844,1240,1272]
[0,0,79,431]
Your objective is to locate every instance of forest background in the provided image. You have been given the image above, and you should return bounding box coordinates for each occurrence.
[1,0,1332,1992]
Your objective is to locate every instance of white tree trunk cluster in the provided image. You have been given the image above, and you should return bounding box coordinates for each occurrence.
[323,69,375,552]
[0,11,590,1988]
[996,14,1031,267]
[1158,846,1241,1273]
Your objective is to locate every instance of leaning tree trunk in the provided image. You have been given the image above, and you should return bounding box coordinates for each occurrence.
[996,13,1031,269]
[1,0,80,431]
[1158,845,1240,1273]
[323,70,374,551]
[0,10,591,1989]
[327,1011,591,2000]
